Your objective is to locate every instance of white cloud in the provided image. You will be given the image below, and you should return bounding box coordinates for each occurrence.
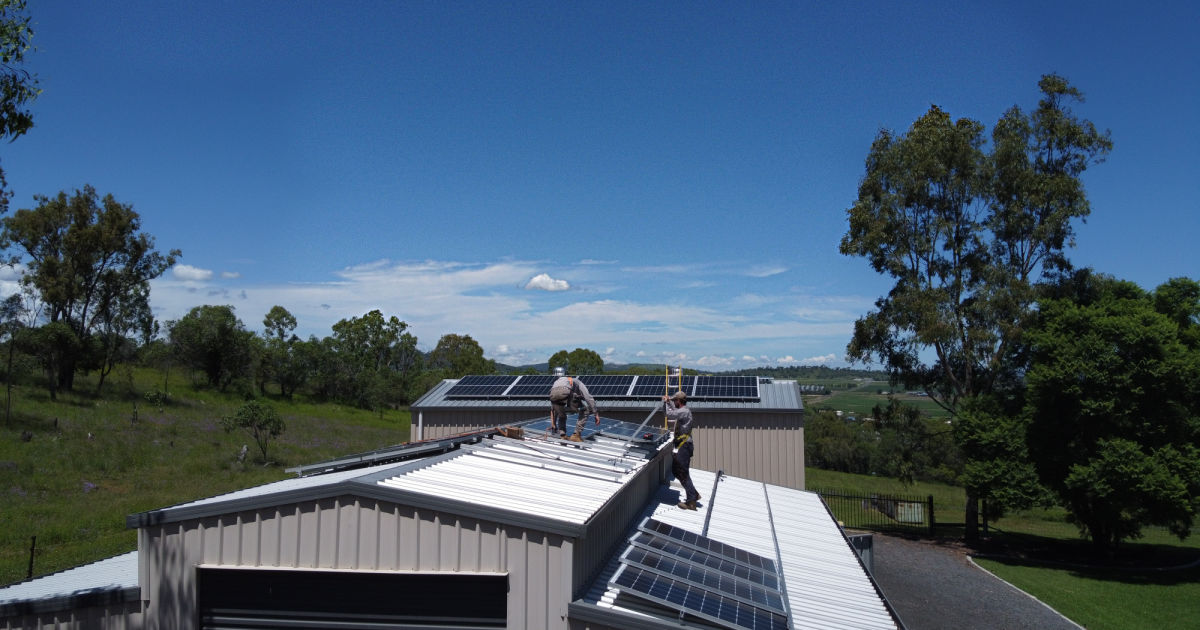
[173,265,213,281]
[746,265,788,278]
[775,355,796,364]
[525,273,570,292]
[147,257,868,369]
[221,271,241,279]
[801,353,838,364]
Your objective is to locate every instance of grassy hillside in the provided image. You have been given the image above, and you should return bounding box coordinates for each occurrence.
[0,367,411,587]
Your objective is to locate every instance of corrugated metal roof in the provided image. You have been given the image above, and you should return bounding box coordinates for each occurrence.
[579,468,902,630]
[0,551,138,614]
[411,377,804,413]
[128,424,659,533]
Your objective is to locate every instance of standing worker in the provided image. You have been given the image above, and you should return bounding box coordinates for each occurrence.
[549,374,600,442]
[663,390,700,510]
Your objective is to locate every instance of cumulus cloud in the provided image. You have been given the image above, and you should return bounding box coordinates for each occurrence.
[525,273,570,291]
[221,271,241,279]
[173,265,213,281]
[801,353,838,364]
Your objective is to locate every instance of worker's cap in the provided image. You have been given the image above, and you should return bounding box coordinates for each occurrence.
[671,391,687,402]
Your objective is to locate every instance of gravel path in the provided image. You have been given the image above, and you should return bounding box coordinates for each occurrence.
[869,533,1082,630]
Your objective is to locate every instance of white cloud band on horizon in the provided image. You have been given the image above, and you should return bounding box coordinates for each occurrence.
[147,257,873,369]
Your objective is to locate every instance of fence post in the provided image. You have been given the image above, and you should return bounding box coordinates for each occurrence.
[927,495,935,536]
[27,535,36,578]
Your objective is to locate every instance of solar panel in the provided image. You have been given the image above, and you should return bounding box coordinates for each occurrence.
[622,547,785,613]
[505,374,557,398]
[611,565,788,630]
[640,519,776,572]
[630,532,779,590]
[444,375,517,399]
[577,374,635,397]
[629,375,696,399]
[693,375,759,400]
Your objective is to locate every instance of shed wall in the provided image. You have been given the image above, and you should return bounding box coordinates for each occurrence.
[139,497,575,630]
[420,409,805,489]
[1,601,143,630]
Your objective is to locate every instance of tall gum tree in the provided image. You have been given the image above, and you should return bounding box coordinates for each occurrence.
[839,75,1111,540]
[2,186,179,394]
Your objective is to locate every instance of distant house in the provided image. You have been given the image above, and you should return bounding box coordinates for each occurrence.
[0,415,903,629]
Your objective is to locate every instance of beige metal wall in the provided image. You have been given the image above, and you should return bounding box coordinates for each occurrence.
[138,497,576,630]
[420,409,806,489]
[1,601,143,630]
[691,412,804,489]
[572,448,671,596]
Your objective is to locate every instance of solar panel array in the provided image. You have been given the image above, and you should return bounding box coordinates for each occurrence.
[444,374,759,401]
[609,518,788,630]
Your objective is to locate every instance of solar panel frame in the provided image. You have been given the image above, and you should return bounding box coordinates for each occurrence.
[639,519,777,572]
[577,374,636,397]
[629,532,780,590]
[693,375,760,400]
[610,564,789,630]
[505,374,557,398]
[621,546,786,613]
[443,375,518,399]
[628,375,696,399]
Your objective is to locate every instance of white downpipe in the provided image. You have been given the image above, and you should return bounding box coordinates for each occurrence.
[417,411,424,440]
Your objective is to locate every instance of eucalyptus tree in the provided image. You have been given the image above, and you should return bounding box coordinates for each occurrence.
[327,309,419,411]
[0,0,38,213]
[428,333,493,379]
[1,186,179,393]
[839,75,1111,539]
[168,305,253,390]
[548,348,603,375]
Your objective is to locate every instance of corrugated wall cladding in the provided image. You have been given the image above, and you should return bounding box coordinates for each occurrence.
[692,412,805,489]
[139,496,575,630]
[1,602,143,630]
[573,448,671,598]
[420,409,805,489]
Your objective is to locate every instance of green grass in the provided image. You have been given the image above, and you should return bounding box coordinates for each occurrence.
[806,466,967,524]
[802,379,951,419]
[974,557,1200,630]
[1,368,410,586]
[810,466,1200,630]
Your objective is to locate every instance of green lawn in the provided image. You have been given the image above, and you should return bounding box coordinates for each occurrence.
[974,557,1200,630]
[808,466,1200,630]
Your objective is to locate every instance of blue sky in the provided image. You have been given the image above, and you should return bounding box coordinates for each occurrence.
[1,1,1197,370]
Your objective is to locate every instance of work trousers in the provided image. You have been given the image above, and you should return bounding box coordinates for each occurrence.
[672,441,700,504]
[550,397,587,436]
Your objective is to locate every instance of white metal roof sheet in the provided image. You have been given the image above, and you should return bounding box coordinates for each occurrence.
[375,438,647,526]
[0,551,138,607]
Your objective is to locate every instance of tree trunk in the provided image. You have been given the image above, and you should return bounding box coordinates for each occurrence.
[5,339,14,426]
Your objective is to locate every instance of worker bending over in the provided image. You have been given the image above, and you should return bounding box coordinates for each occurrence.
[549,375,600,442]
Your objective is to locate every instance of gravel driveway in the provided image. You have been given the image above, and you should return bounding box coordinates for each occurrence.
[868,533,1082,630]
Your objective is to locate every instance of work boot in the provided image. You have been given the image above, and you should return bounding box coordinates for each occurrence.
[677,501,697,511]
[568,432,583,442]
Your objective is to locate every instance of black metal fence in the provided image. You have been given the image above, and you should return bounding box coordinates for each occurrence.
[813,489,935,536]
